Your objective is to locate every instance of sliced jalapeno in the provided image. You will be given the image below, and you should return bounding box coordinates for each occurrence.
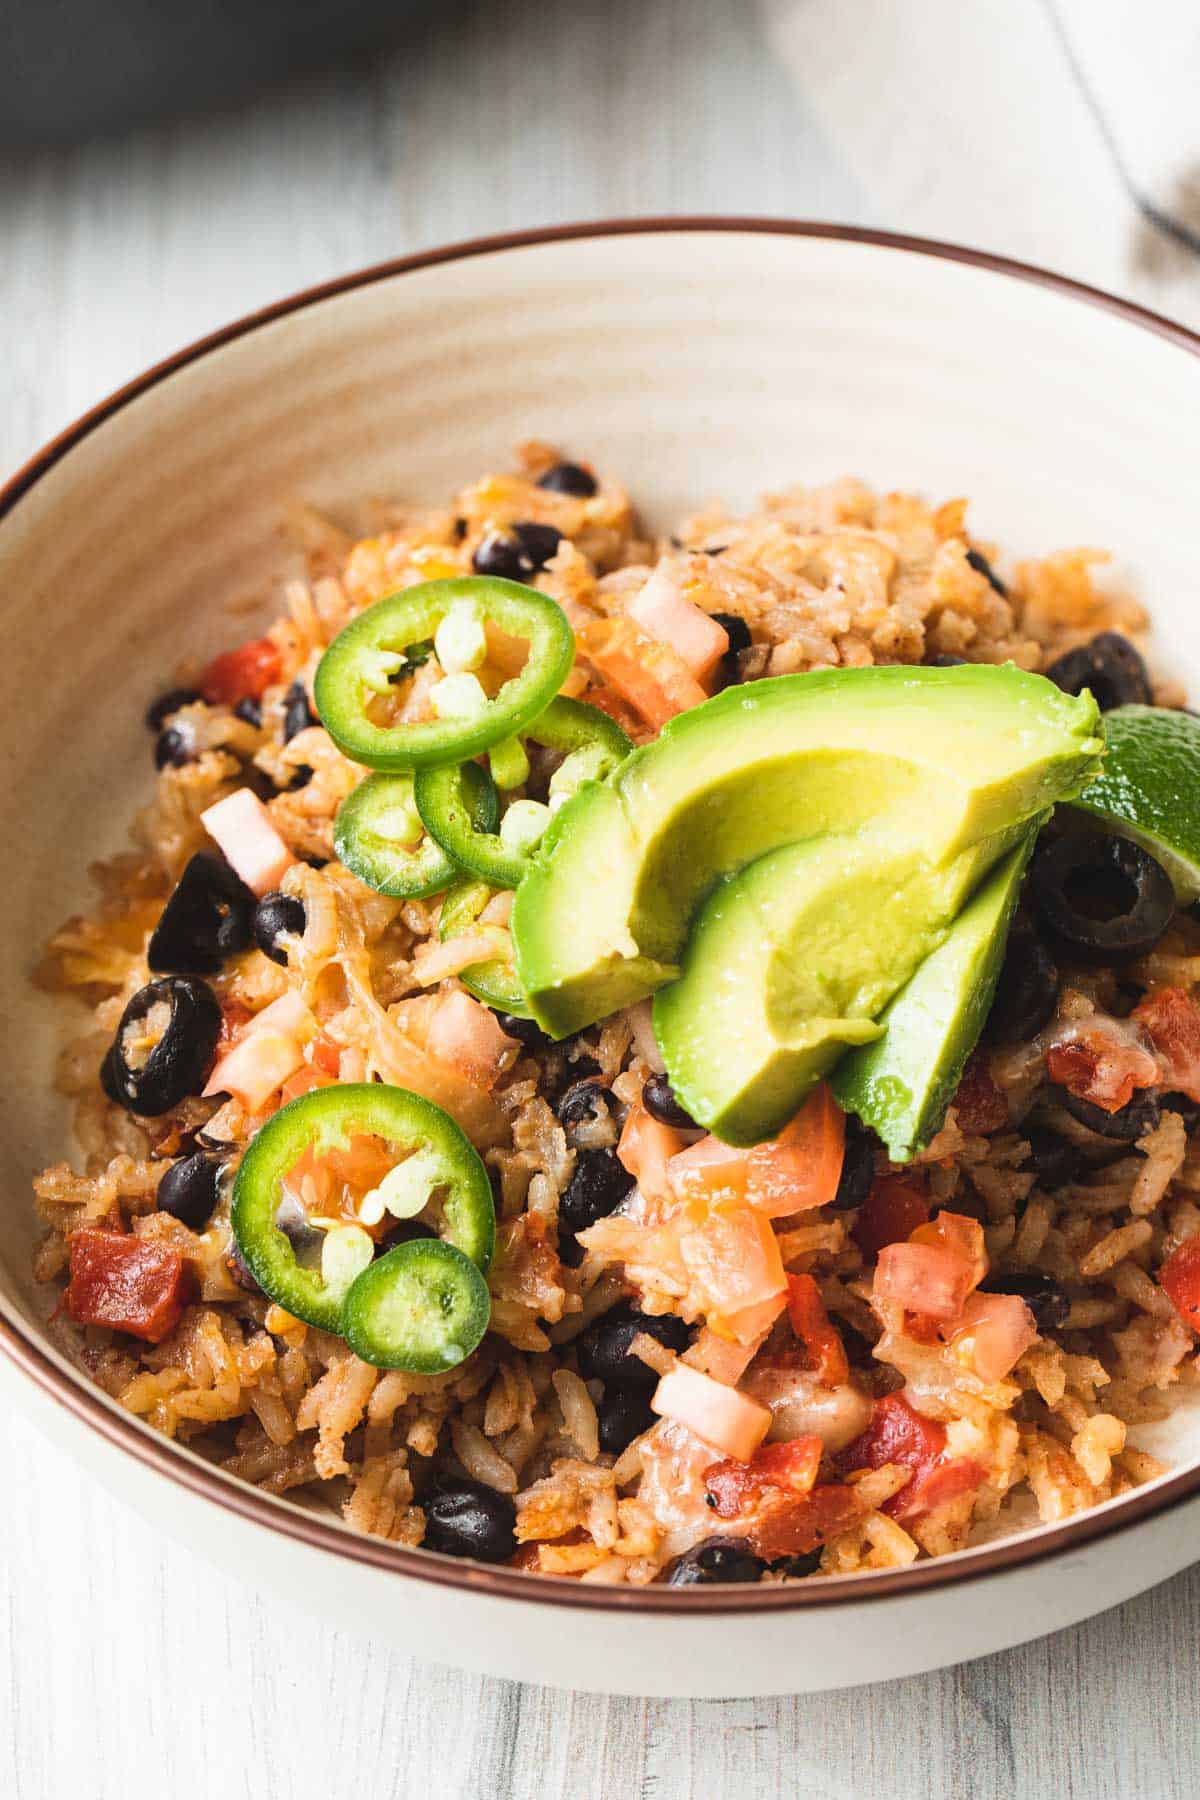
[333,765,498,899]
[414,698,632,891]
[342,1238,491,1373]
[440,879,528,1014]
[231,1082,495,1336]
[313,577,574,772]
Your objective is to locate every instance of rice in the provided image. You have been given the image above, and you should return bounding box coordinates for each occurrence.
[29,444,1200,1585]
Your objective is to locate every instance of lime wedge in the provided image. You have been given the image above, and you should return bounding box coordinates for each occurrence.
[1073,705,1200,900]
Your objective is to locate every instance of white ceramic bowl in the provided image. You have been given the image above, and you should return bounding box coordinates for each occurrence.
[3,222,1200,1698]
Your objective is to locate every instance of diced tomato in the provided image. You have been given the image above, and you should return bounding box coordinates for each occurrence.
[311,1038,342,1077]
[785,1273,850,1387]
[576,615,708,729]
[651,1362,772,1460]
[427,990,515,1088]
[579,684,643,738]
[201,788,296,896]
[852,1177,929,1259]
[199,637,281,707]
[668,1086,845,1218]
[949,1290,1038,1381]
[1045,1015,1160,1113]
[835,1391,983,1522]
[618,1103,687,1201]
[951,1048,1009,1134]
[218,1000,255,1050]
[66,1229,193,1343]
[626,565,731,684]
[1133,987,1200,1103]
[678,1200,788,1343]
[278,1064,334,1104]
[750,1483,864,1561]
[874,1241,975,1321]
[1160,1236,1200,1331]
[705,1434,823,1516]
[903,1309,944,1344]
[910,1210,988,1288]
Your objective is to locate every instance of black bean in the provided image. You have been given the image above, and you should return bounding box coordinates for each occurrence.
[154,725,193,770]
[234,696,263,727]
[1044,631,1152,712]
[769,1549,823,1578]
[1030,832,1174,964]
[641,1072,697,1130]
[103,977,222,1116]
[423,1482,517,1563]
[157,1152,224,1231]
[835,1115,878,1210]
[282,679,317,743]
[287,764,314,791]
[666,1538,766,1586]
[978,1269,1070,1333]
[1053,1086,1161,1142]
[148,853,256,976]
[556,1079,609,1128]
[711,612,752,656]
[1024,1125,1087,1188]
[145,687,201,731]
[597,1384,656,1456]
[576,1302,692,1385]
[987,921,1060,1043]
[1161,1092,1200,1133]
[965,547,1008,597]
[494,1011,553,1052]
[537,461,597,498]
[252,893,306,966]
[471,523,563,581]
[558,1149,636,1241]
[927,653,968,667]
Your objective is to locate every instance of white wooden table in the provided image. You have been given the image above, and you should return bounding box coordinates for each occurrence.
[3,4,1198,1794]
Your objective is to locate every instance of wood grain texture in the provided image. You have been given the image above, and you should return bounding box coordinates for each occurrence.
[1,4,1196,1795]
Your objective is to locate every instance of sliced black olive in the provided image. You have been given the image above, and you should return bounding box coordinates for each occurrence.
[666,1538,766,1586]
[1053,1085,1161,1142]
[252,892,306,966]
[597,1384,656,1456]
[965,547,1008,596]
[987,920,1060,1042]
[576,1302,692,1385]
[282,680,317,743]
[145,687,201,731]
[978,1269,1070,1333]
[494,1010,553,1052]
[148,853,255,975]
[154,725,194,770]
[104,977,222,1116]
[835,1114,878,1209]
[1030,833,1174,964]
[537,461,597,498]
[558,1150,636,1252]
[641,1072,697,1130]
[156,1152,224,1230]
[472,522,563,581]
[1044,631,1152,712]
[234,696,263,727]
[423,1481,517,1563]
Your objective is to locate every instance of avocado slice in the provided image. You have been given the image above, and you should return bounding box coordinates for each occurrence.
[653,818,1037,1146]
[831,835,1035,1161]
[513,666,1103,1037]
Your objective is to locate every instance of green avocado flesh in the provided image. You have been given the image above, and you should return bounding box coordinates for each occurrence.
[831,835,1035,1160]
[653,820,1036,1145]
[1071,705,1200,901]
[512,665,1103,1039]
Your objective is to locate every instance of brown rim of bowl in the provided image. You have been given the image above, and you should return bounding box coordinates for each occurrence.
[3,217,1200,1616]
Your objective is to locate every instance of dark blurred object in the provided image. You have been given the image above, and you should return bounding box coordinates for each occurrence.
[1,0,425,146]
